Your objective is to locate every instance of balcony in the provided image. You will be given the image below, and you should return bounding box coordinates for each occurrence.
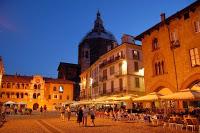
[170,40,180,49]
[114,71,126,77]
[99,76,107,82]
[99,55,125,68]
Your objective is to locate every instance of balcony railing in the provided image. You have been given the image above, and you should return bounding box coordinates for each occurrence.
[99,55,125,68]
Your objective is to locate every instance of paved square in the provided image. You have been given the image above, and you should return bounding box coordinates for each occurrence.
[0,111,193,133]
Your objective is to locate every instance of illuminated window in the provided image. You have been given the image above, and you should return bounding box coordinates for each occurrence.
[53,94,58,99]
[59,86,64,93]
[194,21,200,33]
[190,48,200,67]
[132,50,139,60]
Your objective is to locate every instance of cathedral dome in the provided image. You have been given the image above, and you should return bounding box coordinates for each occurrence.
[81,11,117,42]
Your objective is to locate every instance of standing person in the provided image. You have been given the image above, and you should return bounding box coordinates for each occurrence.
[82,105,89,127]
[60,106,65,121]
[43,105,47,115]
[40,106,43,115]
[90,106,95,127]
[14,105,18,115]
[77,107,83,126]
[66,106,71,121]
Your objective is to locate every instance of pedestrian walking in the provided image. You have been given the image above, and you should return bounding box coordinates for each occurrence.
[60,106,65,121]
[77,107,83,126]
[40,106,43,115]
[90,107,95,127]
[66,106,71,121]
[82,105,89,127]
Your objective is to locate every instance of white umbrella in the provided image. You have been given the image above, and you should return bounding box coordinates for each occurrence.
[18,101,27,105]
[4,101,15,105]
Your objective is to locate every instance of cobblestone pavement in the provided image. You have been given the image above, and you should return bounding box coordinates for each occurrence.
[0,111,197,133]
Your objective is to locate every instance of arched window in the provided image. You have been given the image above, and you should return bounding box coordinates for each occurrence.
[158,62,161,75]
[53,87,57,91]
[34,84,37,89]
[33,93,37,99]
[152,38,159,50]
[7,83,11,88]
[16,93,19,98]
[161,61,164,74]
[17,83,20,89]
[21,93,24,98]
[38,84,41,89]
[155,63,158,75]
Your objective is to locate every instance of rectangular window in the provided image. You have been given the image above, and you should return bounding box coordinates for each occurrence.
[103,69,107,80]
[119,78,123,91]
[110,66,115,75]
[48,95,51,99]
[67,95,69,100]
[60,95,62,100]
[53,94,58,99]
[135,77,140,88]
[111,80,114,92]
[119,63,122,75]
[134,62,139,72]
[190,48,200,67]
[170,31,178,42]
[103,83,106,94]
[194,21,200,33]
[132,50,139,60]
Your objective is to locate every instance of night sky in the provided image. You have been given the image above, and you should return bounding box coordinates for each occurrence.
[0,0,195,78]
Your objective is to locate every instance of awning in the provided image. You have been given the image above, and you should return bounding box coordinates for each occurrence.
[161,89,200,100]
[132,92,163,102]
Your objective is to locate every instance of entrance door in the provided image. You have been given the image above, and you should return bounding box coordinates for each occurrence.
[33,103,39,110]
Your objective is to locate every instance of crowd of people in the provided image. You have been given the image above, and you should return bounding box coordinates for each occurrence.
[59,105,96,127]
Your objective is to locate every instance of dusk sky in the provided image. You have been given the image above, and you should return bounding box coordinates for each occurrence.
[0,0,195,78]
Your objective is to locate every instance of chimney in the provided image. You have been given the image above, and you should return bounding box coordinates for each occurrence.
[160,13,165,22]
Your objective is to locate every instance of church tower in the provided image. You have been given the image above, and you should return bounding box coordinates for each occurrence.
[78,11,118,72]
[0,56,5,87]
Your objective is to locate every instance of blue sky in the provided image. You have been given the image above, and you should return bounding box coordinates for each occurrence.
[0,0,195,78]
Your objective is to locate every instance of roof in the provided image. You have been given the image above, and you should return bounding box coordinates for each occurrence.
[2,75,32,83]
[80,11,117,43]
[2,74,74,84]
[57,62,80,71]
[43,77,74,84]
[135,1,200,41]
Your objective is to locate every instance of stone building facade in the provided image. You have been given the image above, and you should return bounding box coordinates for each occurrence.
[0,59,74,110]
[80,35,145,100]
[135,1,200,94]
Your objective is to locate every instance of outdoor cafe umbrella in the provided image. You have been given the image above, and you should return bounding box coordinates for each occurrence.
[132,92,163,102]
[18,101,27,105]
[4,101,15,105]
[161,89,200,100]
